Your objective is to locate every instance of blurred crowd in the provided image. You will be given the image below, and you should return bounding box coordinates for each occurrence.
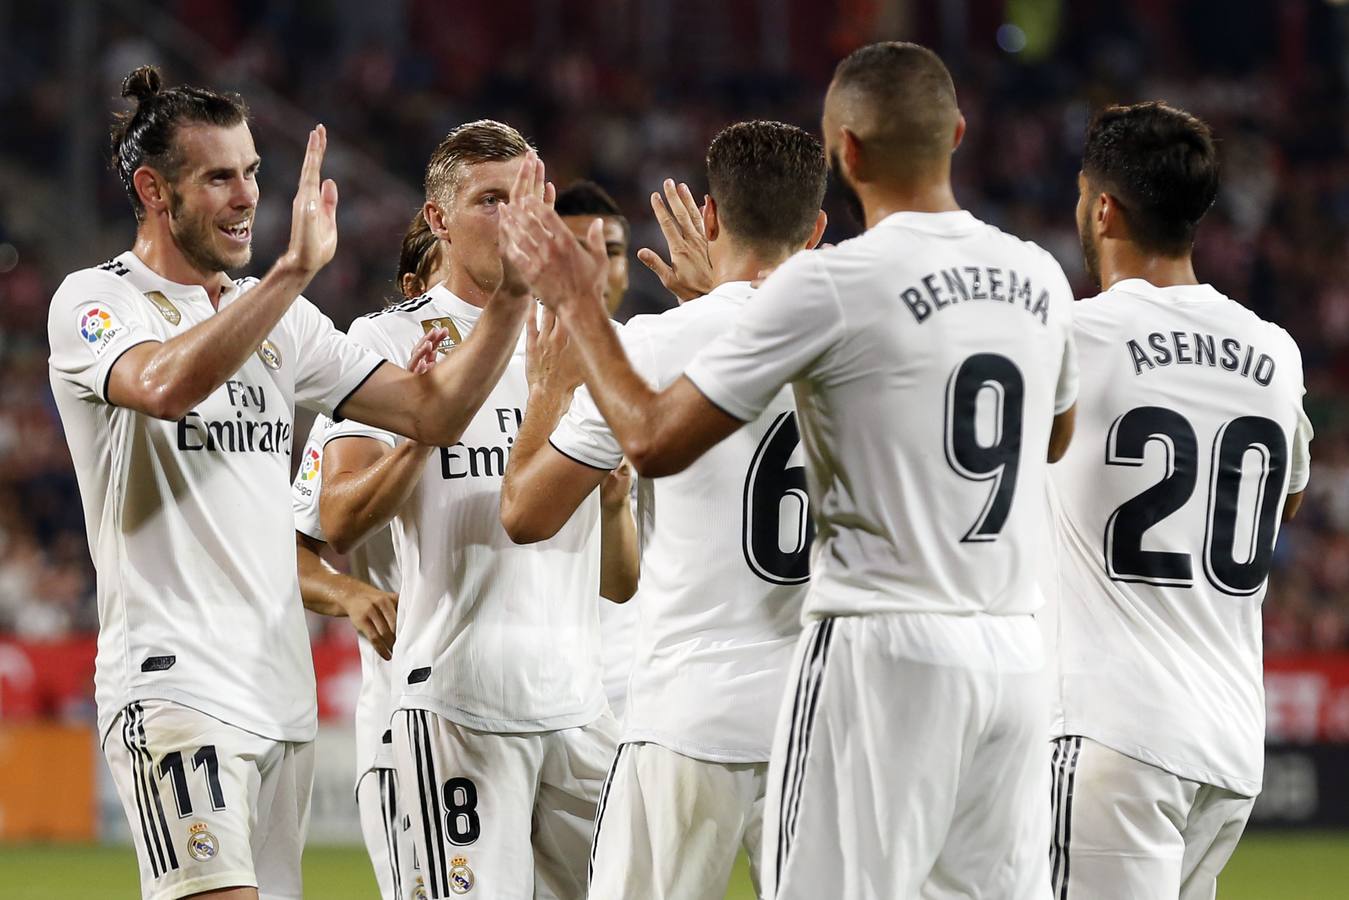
[0,0,1345,648]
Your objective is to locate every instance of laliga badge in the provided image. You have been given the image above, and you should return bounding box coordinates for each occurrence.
[257,339,283,370]
[144,291,181,325]
[186,822,219,861]
[449,855,475,894]
[421,317,463,354]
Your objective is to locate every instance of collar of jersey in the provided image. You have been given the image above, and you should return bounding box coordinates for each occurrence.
[1111,278,1226,303]
[705,280,754,303]
[425,282,482,322]
[873,209,979,235]
[120,250,242,305]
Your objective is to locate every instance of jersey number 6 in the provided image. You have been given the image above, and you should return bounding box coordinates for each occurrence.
[743,411,813,585]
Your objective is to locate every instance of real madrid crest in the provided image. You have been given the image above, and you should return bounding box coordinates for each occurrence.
[143,291,182,325]
[412,878,430,900]
[257,339,283,370]
[420,317,463,354]
[186,822,219,861]
[449,855,475,894]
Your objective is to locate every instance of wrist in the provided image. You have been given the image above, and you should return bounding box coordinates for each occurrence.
[274,252,318,286]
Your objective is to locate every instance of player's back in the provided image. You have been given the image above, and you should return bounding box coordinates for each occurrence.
[739,211,1076,620]
[1044,279,1311,795]
[556,283,808,761]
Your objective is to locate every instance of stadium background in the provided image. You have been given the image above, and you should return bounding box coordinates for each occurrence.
[1,0,1347,896]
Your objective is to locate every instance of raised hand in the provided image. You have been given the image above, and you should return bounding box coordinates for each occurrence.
[499,153,608,313]
[525,307,582,394]
[637,179,714,302]
[286,125,340,275]
[406,327,448,375]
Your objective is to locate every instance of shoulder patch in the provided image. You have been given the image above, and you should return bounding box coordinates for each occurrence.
[96,258,131,277]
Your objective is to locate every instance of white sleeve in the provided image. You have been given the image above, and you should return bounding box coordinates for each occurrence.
[683,253,844,422]
[291,420,327,542]
[549,318,661,470]
[1289,402,1313,494]
[320,316,400,448]
[47,271,161,404]
[1054,274,1080,415]
[287,296,387,419]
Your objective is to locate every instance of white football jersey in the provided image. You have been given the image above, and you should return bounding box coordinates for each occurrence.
[552,282,807,762]
[323,285,605,732]
[685,211,1078,622]
[1041,279,1312,796]
[47,250,384,742]
[291,415,399,782]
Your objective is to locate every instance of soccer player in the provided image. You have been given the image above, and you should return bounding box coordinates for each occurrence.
[1042,102,1313,899]
[47,68,534,900]
[553,180,642,721]
[499,43,1078,899]
[500,120,827,900]
[319,121,625,900]
[290,210,452,900]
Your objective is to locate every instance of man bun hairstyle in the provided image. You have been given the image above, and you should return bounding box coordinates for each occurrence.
[554,180,630,244]
[1082,101,1220,256]
[706,120,826,253]
[424,119,532,206]
[110,65,249,221]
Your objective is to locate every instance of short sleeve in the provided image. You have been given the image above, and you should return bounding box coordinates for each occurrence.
[320,316,399,449]
[550,319,660,470]
[47,271,161,404]
[683,253,844,422]
[1055,314,1080,415]
[1289,403,1313,494]
[291,419,327,542]
[287,296,387,419]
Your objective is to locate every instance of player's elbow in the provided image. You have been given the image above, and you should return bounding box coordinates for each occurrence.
[319,506,362,556]
[626,441,690,479]
[137,379,197,421]
[499,495,559,545]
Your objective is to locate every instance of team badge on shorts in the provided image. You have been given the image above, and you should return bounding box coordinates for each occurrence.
[449,856,475,894]
[186,822,219,861]
[411,878,429,900]
[420,317,462,353]
[256,339,283,370]
[144,290,181,325]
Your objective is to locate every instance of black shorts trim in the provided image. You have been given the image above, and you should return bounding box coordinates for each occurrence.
[775,618,836,886]
[1050,735,1083,899]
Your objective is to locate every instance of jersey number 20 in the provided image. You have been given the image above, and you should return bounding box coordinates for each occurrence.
[1104,407,1288,595]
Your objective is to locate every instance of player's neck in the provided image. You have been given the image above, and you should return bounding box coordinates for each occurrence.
[1101,248,1199,292]
[439,270,497,309]
[859,181,960,229]
[131,229,231,306]
[710,240,787,289]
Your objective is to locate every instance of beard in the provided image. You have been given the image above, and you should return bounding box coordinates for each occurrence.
[1076,200,1101,289]
[167,187,251,274]
[829,151,866,229]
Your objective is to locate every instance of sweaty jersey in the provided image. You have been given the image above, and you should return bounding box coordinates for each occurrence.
[324,285,605,732]
[685,211,1078,622]
[552,282,807,762]
[291,415,399,783]
[1041,279,1312,796]
[48,250,384,742]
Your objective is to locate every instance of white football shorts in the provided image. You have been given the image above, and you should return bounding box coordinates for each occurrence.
[1049,736,1255,900]
[588,741,767,900]
[761,614,1051,900]
[102,699,312,900]
[392,708,618,899]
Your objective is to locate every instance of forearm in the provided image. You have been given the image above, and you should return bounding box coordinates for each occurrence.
[296,536,349,617]
[416,294,533,444]
[321,441,433,553]
[501,379,573,528]
[134,258,313,418]
[599,499,639,603]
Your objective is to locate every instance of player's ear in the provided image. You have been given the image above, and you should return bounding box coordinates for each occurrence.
[951,113,967,152]
[423,200,451,244]
[804,210,828,250]
[1098,192,1124,240]
[840,127,865,183]
[703,195,720,242]
[134,166,169,215]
